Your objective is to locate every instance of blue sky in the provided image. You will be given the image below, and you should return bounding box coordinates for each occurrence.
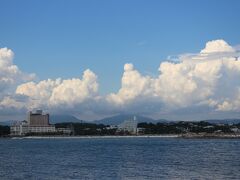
[0,0,240,120]
[1,0,240,94]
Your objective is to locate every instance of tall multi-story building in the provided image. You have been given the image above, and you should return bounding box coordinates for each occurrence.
[10,110,56,136]
[28,110,49,126]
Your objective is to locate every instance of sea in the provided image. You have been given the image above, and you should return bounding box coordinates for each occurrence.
[0,137,239,180]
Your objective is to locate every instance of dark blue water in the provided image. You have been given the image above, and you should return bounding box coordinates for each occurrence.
[0,137,239,180]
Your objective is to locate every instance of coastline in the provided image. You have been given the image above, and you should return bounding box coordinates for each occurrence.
[6,133,240,139]
[13,135,179,139]
[180,133,240,139]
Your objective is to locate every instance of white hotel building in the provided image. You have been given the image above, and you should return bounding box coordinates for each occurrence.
[10,110,56,136]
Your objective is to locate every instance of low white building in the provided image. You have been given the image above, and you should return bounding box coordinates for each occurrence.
[56,128,72,135]
[231,127,240,133]
[118,116,138,134]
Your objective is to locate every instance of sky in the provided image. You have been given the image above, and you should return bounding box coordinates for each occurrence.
[0,0,240,121]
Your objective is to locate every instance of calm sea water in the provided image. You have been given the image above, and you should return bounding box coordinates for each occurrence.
[0,137,239,180]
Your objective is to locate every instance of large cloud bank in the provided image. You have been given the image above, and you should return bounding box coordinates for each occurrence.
[16,70,98,109]
[1,39,240,120]
[0,48,35,113]
[0,48,34,93]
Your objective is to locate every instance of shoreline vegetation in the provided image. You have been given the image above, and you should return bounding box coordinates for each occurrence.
[1,120,240,139]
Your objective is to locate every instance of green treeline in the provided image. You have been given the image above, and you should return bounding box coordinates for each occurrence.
[55,121,240,135]
[1,121,240,136]
[0,125,10,136]
[138,121,239,134]
[55,123,117,136]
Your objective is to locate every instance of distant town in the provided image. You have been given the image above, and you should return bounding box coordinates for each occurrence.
[0,110,240,138]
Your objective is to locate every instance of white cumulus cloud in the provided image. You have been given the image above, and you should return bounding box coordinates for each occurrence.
[107,39,240,116]
[200,39,235,54]
[0,47,35,114]
[107,63,152,105]
[1,39,240,120]
[0,48,35,93]
[16,69,99,111]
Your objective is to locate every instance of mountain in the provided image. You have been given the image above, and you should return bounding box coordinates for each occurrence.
[0,115,83,126]
[92,114,167,125]
[50,115,84,124]
[204,119,240,124]
[3,114,239,126]
[0,120,16,126]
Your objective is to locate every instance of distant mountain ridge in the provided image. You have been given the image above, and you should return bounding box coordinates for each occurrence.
[1,114,240,126]
[92,114,167,125]
[0,120,15,126]
[204,119,240,124]
[0,115,84,126]
[50,115,84,124]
